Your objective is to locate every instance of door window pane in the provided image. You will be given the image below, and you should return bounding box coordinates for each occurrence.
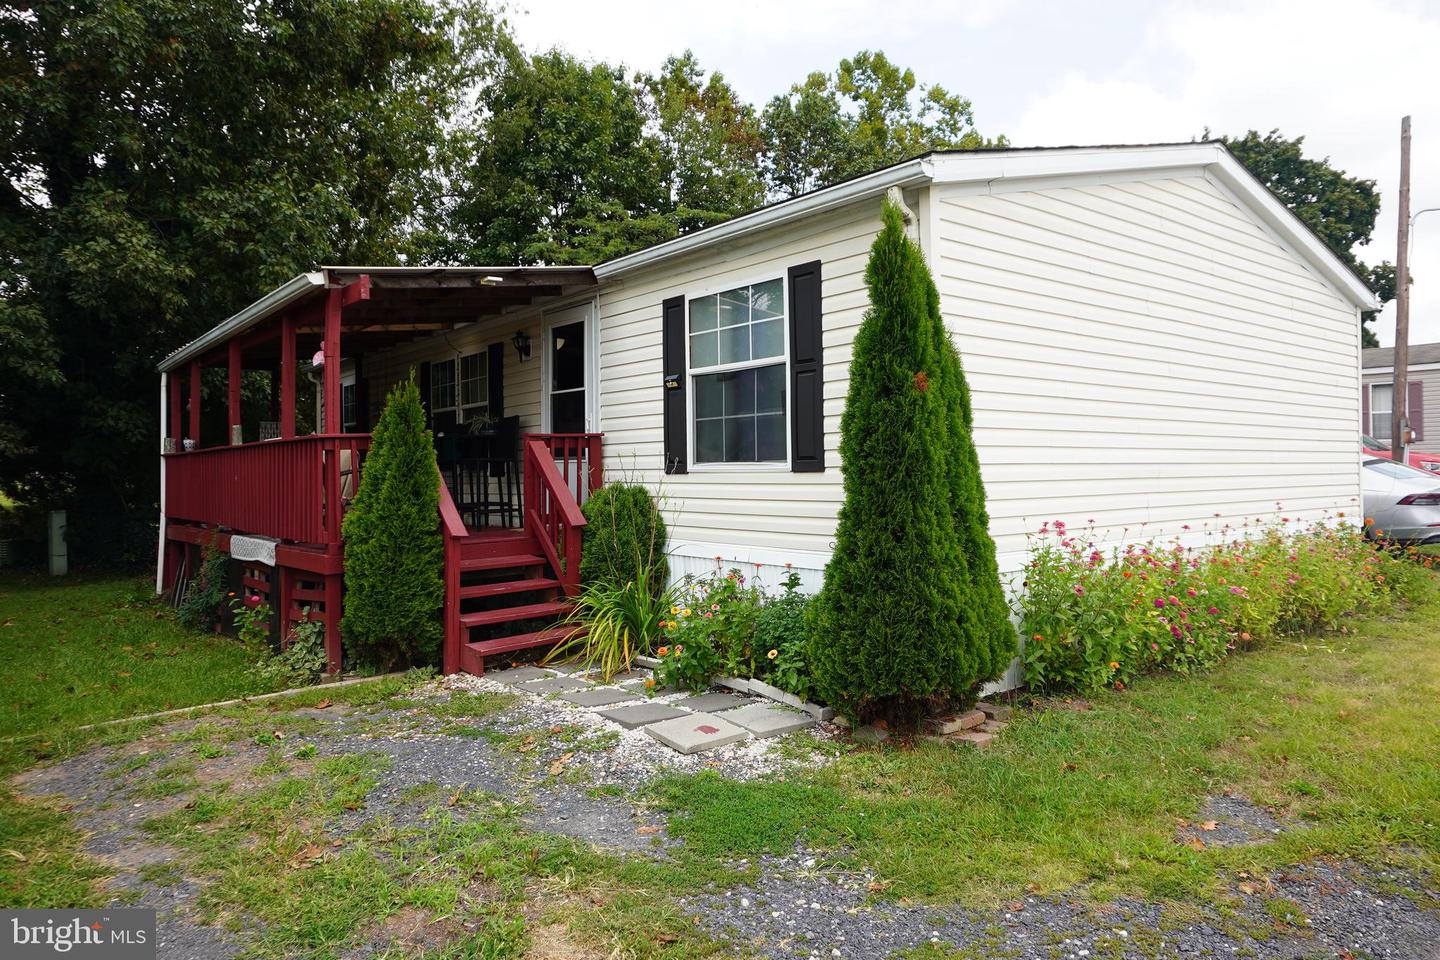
[551,321,585,392]
[551,390,585,434]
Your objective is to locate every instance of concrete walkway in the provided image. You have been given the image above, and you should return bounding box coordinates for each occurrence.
[486,664,815,754]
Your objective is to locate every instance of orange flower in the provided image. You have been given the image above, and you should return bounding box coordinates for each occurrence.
[657,646,670,656]
[644,678,656,689]
[1364,517,1375,526]
[1032,633,1044,642]
[1109,661,1120,669]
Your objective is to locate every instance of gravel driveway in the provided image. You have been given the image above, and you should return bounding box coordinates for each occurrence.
[12,677,1439,959]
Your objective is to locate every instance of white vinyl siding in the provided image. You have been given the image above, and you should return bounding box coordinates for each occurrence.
[596,202,883,555]
[933,173,1361,571]
[596,172,1361,585]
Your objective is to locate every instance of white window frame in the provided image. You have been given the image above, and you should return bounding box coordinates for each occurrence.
[684,272,791,472]
[340,378,358,433]
[458,350,489,423]
[1370,382,1394,441]
[430,357,458,418]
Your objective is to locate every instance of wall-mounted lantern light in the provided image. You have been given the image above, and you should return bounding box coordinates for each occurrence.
[512,330,532,361]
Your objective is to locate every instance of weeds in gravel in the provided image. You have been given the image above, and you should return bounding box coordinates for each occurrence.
[136,751,734,959]
[655,583,1440,908]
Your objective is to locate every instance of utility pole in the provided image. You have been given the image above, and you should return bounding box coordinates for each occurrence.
[1393,115,1412,465]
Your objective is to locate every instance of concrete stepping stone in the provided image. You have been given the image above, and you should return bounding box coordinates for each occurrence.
[595,703,689,730]
[520,675,591,695]
[719,702,815,739]
[673,691,748,713]
[558,687,641,708]
[488,666,558,685]
[645,713,750,754]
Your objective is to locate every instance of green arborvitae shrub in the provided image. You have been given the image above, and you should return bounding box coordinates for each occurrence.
[341,373,444,669]
[810,200,1011,727]
[578,482,669,596]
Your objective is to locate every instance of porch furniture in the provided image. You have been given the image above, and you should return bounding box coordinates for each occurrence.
[439,416,522,530]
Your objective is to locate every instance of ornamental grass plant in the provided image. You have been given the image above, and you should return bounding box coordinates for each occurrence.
[1019,515,1435,693]
[546,561,676,681]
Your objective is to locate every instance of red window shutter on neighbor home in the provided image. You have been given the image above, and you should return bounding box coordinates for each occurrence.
[1361,384,1370,434]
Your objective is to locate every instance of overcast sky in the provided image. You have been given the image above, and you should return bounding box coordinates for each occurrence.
[510,0,1440,349]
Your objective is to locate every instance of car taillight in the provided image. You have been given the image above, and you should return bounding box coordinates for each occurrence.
[1398,492,1440,505]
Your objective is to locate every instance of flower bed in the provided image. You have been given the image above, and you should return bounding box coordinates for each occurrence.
[647,563,817,705]
[1018,515,1432,693]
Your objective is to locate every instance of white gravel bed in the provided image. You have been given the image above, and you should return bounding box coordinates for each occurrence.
[444,673,835,785]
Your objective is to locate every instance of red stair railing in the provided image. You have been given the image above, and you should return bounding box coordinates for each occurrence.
[522,437,588,596]
[438,476,468,675]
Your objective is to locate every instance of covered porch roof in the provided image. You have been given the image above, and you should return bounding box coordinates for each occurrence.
[157,265,598,373]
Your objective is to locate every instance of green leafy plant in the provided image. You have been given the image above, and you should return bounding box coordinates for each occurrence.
[1019,515,1436,693]
[230,594,271,647]
[545,563,676,680]
[177,541,230,632]
[753,570,814,700]
[578,482,670,598]
[664,567,766,678]
[248,608,328,688]
[652,634,723,694]
[341,373,444,670]
[811,200,1013,728]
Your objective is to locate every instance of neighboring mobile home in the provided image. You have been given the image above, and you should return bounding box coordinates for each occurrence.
[156,142,1378,680]
[1361,342,1433,449]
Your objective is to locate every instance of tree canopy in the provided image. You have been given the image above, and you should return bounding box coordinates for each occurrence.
[1218,129,1392,346]
[0,0,498,559]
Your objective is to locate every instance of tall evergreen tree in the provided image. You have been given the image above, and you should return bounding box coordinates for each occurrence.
[811,200,1011,726]
[341,374,444,669]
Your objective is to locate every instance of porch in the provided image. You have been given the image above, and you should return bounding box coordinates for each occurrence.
[157,267,603,676]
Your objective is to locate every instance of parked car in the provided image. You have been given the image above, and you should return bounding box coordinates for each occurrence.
[1361,435,1440,473]
[1361,457,1440,544]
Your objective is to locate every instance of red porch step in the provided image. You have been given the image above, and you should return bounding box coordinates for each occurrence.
[458,625,581,675]
[459,599,572,629]
[459,553,547,572]
[458,576,561,600]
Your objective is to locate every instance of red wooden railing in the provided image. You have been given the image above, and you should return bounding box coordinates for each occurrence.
[164,434,371,546]
[523,437,589,596]
[526,433,603,507]
[438,476,467,675]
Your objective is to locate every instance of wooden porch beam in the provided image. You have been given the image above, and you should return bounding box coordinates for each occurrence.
[280,310,297,439]
[339,274,371,306]
[227,340,242,445]
[293,322,452,334]
[187,359,201,445]
[323,288,341,435]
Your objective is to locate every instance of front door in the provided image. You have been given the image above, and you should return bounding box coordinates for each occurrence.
[545,305,591,433]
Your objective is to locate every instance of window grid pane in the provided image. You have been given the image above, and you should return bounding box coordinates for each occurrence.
[693,364,787,464]
[431,360,456,411]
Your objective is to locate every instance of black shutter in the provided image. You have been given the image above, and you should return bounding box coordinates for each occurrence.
[418,361,432,429]
[787,259,825,472]
[487,341,505,416]
[662,295,687,474]
[353,377,370,431]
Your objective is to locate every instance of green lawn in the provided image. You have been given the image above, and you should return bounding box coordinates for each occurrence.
[0,573,282,740]
[654,577,1440,907]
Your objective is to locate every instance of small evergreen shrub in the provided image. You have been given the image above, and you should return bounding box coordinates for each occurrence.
[177,541,230,632]
[579,482,669,596]
[811,201,1013,728]
[1020,516,1435,693]
[341,374,444,670]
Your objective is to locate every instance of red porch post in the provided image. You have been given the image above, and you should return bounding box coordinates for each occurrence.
[187,359,201,446]
[228,340,242,445]
[168,373,182,448]
[323,287,341,434]
[280,311,296,439]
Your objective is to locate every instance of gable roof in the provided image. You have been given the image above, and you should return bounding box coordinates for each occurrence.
[1363,343,1440,370]
[593,142,1379,312]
